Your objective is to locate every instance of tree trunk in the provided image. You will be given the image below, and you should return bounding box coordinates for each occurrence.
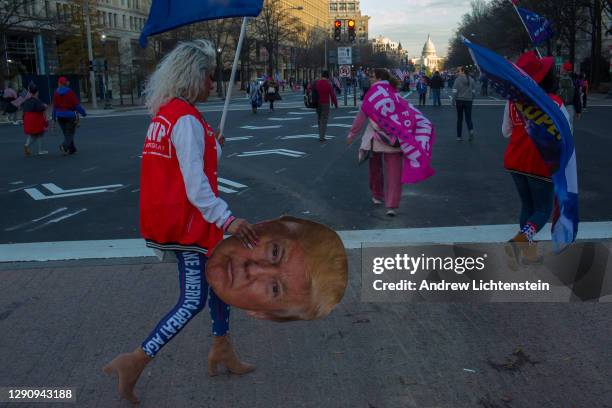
[590,0,603,86]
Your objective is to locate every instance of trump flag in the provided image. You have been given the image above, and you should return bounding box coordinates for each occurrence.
[464,38,579,251]
[516,7,555,46]
[140,0,264,47]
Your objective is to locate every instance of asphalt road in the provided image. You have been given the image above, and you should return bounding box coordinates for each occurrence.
[1,90,611,244]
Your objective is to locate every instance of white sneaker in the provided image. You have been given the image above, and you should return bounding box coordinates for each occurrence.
[372,197,383,205]
[386,209,396,216]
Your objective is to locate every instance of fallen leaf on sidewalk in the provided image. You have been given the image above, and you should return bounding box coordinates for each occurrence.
[487,347,540,372]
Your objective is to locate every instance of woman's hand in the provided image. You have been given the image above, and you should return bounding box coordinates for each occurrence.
[226,218,258,248]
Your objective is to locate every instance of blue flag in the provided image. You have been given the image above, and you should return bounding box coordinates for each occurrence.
[140,0,264,47]
[463,38,579,251]
[517,7,554,46]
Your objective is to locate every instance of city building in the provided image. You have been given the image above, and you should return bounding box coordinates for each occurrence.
[415,34,444,73]
[282,0,329,31]
[372,36,400,54]
[2,0,151,101]
[328,1,370,44]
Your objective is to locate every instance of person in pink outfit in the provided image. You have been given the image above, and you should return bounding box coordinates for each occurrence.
[347,69,403,217]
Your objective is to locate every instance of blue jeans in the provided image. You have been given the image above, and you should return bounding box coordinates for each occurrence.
[431,88,441,106]
[511,173,554,233]
[141,251,230,358]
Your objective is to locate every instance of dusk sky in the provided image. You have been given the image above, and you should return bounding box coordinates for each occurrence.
[359,0,473,58]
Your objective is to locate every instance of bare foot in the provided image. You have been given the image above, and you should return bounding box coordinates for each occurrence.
[103,347,151,404]
[208,335,255,377]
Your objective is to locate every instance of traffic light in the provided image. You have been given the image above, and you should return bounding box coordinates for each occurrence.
[348,19,356,42]
[334,20,342,42]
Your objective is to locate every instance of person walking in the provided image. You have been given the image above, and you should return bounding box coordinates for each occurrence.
[249,80,262,114]
[451,66,476,142]
[347,69,404,216]
[102,40,259,404]
[558,62,581,133]
[430,71,443,106]
[21,83,49,156]
[480,74,489,96]
[502,51,570,263]
[314,70,338,142]
[52,77,87,155]
[416,76,428,106]
[580,73,589,111]
[263,76,281,111]
[3,83,19,124]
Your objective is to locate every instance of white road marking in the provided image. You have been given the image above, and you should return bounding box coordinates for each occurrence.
[131,188,140,193]
[349,110,359,113]
[268,117,302,121]
[312,124,352,128]
[288,111,316,115]
[238,149,306,158]
[9,181,24,185]
[225,136,253,141]
[333,116,356,120]
[241,125,282,130]
[4,208,68,232]
[280,134,336,140]
[42,183,123,194]
[25,183,124,201]
[8,184,38,193]
[26,208,88,232]
[81,167,98,173]
[274,168,287,174]
[4,221,612,262]
[218,178,247,189]
[217,178,248,194]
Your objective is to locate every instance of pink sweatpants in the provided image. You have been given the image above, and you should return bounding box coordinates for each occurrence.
[368,152,403,209]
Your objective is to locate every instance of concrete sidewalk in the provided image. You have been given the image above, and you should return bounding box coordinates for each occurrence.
[1,250,611,407]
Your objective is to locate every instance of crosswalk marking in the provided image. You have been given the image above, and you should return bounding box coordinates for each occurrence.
[312,124,352,128]
[241,125,282,130]
[280,134,336,140]
[226,136,253,141]
[218,178,248,194]
[268,117,302,121]
[238,149,306,158]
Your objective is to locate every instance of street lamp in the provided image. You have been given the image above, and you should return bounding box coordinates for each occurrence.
[216,47,223,97]
[287,6,304,82]
[100,34,112,109]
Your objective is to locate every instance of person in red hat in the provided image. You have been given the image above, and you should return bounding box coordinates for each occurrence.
[558,61,581,132]
[52,76,87,155]
[502,50,571,263]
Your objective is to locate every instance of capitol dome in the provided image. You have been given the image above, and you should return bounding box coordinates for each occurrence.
[422,34,436,57]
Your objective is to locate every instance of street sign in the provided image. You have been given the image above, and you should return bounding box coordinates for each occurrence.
[339,65,351,78]
[338,47,352,65]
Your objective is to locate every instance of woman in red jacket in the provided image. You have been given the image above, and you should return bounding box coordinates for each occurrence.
[502,51,570,262]
[21,83,48,156]
[102,39,259,404]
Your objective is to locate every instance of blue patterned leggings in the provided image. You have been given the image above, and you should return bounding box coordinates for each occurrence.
[141,251,230,358]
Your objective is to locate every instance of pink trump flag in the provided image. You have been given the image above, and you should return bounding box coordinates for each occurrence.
[361,81,436,184]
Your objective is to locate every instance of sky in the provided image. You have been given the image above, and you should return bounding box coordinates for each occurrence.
[359,0,473,58]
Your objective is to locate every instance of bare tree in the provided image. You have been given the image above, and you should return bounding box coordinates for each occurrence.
[251,0,301,76]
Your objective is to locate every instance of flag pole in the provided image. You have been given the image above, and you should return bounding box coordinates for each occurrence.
[509,0,542,57]
[219,16,248,137]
